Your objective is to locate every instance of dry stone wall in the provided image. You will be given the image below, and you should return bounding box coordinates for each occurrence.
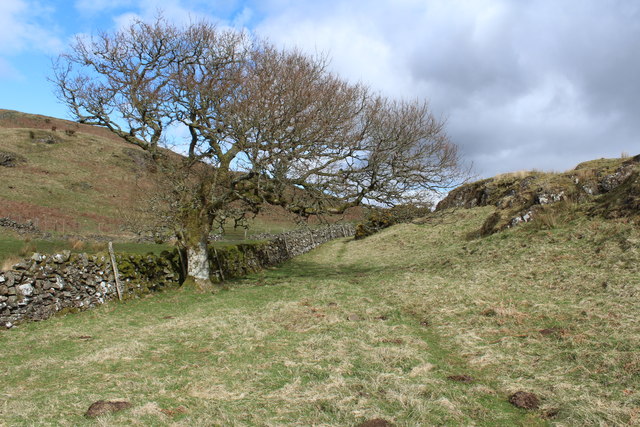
[0,217,42,235]
[0,224,354,327]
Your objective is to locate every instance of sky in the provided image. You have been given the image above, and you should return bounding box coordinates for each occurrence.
[1,0,639,179]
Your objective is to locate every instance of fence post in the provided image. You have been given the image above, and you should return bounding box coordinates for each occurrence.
[283,235,291,257]
[108,242,123,301]
[213,246,225,282]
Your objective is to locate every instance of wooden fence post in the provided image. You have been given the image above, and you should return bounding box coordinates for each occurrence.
[213,246,225,282]
[108,242,123,301]
[283,235,291,257]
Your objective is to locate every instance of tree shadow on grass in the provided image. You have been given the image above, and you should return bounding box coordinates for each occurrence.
[229,258,386,290]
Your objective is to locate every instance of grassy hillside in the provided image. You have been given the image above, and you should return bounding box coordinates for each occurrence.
[2,205,637,425]
[0,109,155,234]
[0,109,361,244]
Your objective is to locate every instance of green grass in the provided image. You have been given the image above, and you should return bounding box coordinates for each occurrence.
[1,206,638,425]
[0,234,173,266]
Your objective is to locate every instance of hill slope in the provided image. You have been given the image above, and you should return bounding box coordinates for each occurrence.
[1,204,638,425]
[0,109,362,239]
[0,109,159,234]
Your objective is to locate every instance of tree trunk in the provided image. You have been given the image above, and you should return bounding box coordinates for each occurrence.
[182,211,215,292]
[186,237,211,290]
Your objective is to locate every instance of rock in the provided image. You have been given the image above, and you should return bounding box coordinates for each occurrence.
[536,191,565,205]
[18,283,33,297]
[52,250,71,263]
[508,391,540,409]
[3,272,15,287]
[55,276,66,290]
[84,400,132,417]
[31,253,44,262]
[13,262,29,270]
[0,150,26,167]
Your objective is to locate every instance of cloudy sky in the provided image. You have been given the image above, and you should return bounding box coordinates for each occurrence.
[1,0,639,178]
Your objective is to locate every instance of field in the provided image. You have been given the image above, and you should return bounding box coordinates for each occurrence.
[2,206,638,425]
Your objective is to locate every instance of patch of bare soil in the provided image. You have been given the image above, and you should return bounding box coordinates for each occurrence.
[357,419,394,427]
[84,400,131,417]
[508,391,540,409]
[539,327,565,337]
[447,374,475,383]
[160,406,188,417]
[542,408,561,419]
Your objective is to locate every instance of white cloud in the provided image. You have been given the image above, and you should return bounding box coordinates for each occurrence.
[6,0,636,177]
[0,0,63,55]
[251,0,640,176]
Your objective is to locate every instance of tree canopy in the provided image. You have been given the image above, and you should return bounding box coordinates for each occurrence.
[52,17,466,289]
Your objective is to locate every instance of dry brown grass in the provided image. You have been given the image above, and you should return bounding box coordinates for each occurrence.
[67,237,85,251]
[1,255,22,270]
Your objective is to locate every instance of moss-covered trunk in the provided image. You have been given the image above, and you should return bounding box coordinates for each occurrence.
[182,209,214,291]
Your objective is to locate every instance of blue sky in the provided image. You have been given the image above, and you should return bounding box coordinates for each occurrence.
[2,0,639,178]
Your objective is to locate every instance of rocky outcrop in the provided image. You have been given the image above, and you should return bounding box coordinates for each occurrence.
[0,150,26,167]
[438,155,640,212]
[437,155,640,227]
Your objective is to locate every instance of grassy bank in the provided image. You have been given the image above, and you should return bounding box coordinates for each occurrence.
[1,207,638,425]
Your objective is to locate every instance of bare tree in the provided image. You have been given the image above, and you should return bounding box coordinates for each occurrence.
[52,17,466,290]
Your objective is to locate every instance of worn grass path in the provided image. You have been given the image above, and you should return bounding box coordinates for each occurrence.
[2,207,638,425]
